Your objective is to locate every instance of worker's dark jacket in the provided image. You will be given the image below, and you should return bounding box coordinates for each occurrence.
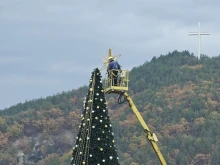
[108,60,121,70]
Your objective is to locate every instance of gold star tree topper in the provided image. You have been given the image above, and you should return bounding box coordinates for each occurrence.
[99,48,121,70]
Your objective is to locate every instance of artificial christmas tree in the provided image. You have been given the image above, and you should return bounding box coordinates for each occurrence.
[71,68,120,165]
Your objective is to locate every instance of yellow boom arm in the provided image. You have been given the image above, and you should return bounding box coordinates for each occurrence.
[123,92,167,165]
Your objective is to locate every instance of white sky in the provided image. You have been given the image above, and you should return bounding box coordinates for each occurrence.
[0,0,220,109]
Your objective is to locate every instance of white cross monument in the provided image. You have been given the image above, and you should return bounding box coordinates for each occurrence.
[188,22,210,59]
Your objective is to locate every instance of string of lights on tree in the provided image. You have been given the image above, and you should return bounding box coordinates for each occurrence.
[71,68,120,165]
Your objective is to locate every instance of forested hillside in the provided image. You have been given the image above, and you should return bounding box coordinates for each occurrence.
[1,50,220,165]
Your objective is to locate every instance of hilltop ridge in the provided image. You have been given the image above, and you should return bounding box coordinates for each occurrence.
[1,50,220,165]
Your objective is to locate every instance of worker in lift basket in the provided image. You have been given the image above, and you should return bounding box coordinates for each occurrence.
[107,56,121,86]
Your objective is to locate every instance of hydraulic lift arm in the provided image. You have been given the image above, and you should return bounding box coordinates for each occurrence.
[123,92,167,165]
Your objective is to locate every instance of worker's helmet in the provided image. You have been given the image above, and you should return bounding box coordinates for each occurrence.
[108,56,113,60]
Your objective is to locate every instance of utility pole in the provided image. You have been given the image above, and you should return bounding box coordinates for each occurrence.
[188,22,210,59]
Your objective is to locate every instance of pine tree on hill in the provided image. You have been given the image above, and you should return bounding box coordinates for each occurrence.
[71,68,120,165]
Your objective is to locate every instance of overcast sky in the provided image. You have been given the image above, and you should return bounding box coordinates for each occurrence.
[0,0,220,109]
